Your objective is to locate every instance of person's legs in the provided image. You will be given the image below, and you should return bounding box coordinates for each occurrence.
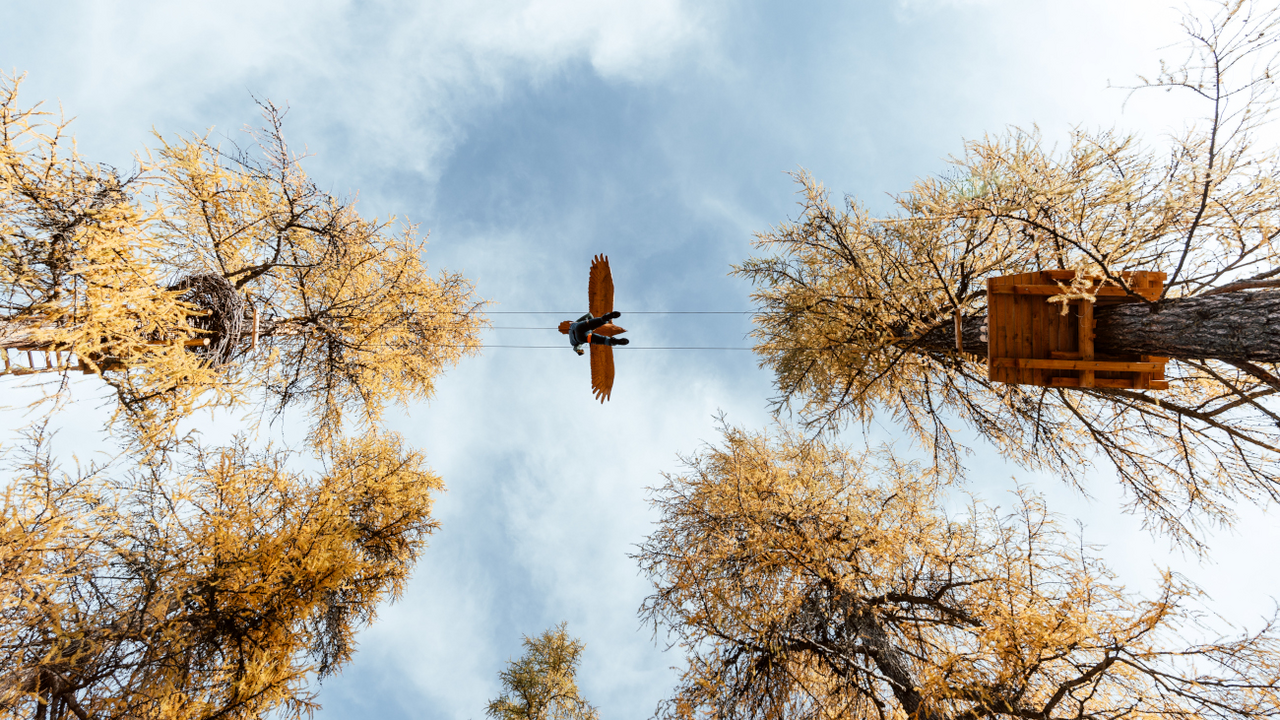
[588,335,629,346]
[581,312,621,333]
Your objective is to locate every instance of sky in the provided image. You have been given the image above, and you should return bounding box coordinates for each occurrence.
[4,1,1280,718]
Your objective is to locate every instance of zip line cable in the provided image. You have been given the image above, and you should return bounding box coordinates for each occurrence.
[455,345,757,350]
[386,310,755,315]
[245,310,762,349]
[470,310,759,348]
[478,311,754,315]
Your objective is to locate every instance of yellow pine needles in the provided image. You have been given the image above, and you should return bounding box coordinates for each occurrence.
[0,428,442,720]
[487,624,599,720]
[1,75,486,449]
[638,424,1280,720]
[738,0,1280,546]
[1,75,230,442]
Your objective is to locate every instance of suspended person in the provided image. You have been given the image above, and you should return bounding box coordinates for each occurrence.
[560,311,627,354]
[558,254,628,402]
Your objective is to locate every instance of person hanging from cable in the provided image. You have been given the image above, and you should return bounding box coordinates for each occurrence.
[559,311,626,355]
[558,254,628,402]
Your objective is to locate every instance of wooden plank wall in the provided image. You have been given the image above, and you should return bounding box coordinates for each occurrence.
[987,270,1169,390]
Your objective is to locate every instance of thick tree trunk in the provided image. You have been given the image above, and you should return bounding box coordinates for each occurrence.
[848,609,946,720]
[0,321,50,350]
[1093,291,1280,362]
[909,290,1280,363]
[911,315,988,356]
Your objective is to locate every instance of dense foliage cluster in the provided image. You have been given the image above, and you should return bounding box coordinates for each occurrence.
[487,624,599,720]
[0,429,441,720]
[6,2,1280,720]
[638,425,1280,720]
[1,77,485,448]
[0,75,478,718]
[738,1,1280,544]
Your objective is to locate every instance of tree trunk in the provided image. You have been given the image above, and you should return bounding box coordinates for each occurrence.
[851,610,946,720]
[1094,291,1280,362]
[911,315,988,356]
[0,321,51,350]
[909,290,1280,363]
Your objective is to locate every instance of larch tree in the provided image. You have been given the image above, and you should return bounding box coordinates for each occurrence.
[0,73,485,447]
[0,75,226,438]
[637,424,1280,720]
[487,624,599,720]
[0,426,442,720]
[738,0,1280,544]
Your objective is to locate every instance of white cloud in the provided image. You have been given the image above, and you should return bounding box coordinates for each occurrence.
[429,0,709,81]
[893,0,996,21]
[4,0,714,187]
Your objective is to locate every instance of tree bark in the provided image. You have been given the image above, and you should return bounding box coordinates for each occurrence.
[907,290,1280,363]
[850,610,945,720]
[1093,291,1280,362]
[0,321,50,350]
[910,316,988,356]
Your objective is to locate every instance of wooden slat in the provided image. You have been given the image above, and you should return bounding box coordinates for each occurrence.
[1042,270,1082,280]
[1057,283,1073,355]
[1051,377,1133,389]
[989,285,1134,297]
[1078,300,1094,388]
[993,358,1164,372]
[1027,283,1041,385]
[1050,377,1169,390]
[988,276,1012,383]
[985,277,997,381]
[1021,273,1040,385]
[1013,279,1024,381]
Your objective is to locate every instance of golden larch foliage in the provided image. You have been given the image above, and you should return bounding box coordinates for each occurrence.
[147,105,485,445]
[637,424,1280,720]
[1,77,486,448]
[0,427,442,720]
[0,73,233,440]
[737,0,1280,546]
[487,623,599,720]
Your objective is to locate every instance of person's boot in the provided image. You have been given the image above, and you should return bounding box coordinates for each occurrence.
[614,337,629,345]
[606,311,622,320]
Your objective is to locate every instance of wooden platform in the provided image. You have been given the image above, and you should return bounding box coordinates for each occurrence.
[0,338,210,377]
[986,270,1169,391]
[0,347,88,376]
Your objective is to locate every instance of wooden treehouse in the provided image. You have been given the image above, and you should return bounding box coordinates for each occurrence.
[0,347,91,377]
[986,270,1169,391]
[1,275,253,379]
[1,338,214,378]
